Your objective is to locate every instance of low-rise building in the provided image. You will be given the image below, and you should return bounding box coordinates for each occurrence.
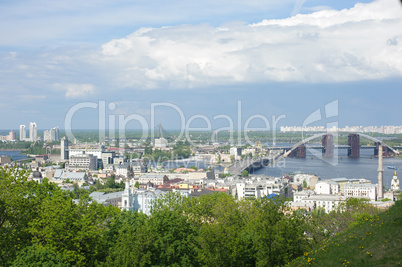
[0,155,12,165]
[300,194,347,214]
[89,191,123,208]
[315,180,340,195]
[68,154,97,171]
[53,169,87,184]
[138,174,168,185]
[344,183,377,201]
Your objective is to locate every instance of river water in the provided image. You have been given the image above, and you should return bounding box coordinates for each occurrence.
[157,144,402,190]
[0,151,27,161]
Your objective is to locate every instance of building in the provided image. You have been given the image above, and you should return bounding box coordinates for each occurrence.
[116,164,131,178]
[293,190,315,203]
[187,170,215,181]
[301,194,347,214]
[29,122,37,141]
[329,178,363,193]
[344,183,377,201]
[113,156,126,165]
[130,161,147,177]
[31,168,43,184]
[391,170,400,191]
[234,178,289,200]
[44,127,59,142]
[138,174,168,185]
[0,131,16,142]
[8,131,16,141]
[154,137,168,148]
[315,180,340,195]
[68,154,97,171]
[0,155,11,165]
[61,137,69,160]
[53,170,87,183]
[230,147,242,157]
[89,191,123,207]
[69,148,103,159]
[292,173,319,188]
[19,125,26,141]
[121,180,167,215]
[101,152,115,168]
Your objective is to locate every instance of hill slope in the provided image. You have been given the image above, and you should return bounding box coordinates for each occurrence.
[287,200,402,267]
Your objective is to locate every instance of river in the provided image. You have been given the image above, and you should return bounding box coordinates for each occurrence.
[0,151,28,161]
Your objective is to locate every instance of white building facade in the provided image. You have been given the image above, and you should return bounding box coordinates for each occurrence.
[344,183,377,201]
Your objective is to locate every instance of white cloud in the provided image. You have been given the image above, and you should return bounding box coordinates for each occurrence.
[1,0,401,96]
[53,83,95,98]
[97,0,402,87]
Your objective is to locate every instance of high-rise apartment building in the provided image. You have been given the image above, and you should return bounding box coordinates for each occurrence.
[19,125,26,141]
[44,127,60,142]
[61,137,69,160]
[29,122,37,141]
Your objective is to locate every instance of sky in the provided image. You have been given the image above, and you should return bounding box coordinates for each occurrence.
[0,0,402,131]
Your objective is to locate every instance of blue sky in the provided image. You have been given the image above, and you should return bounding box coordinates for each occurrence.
[0,0,401,131]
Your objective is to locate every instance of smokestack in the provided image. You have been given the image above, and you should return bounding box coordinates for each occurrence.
[377,145,383,199]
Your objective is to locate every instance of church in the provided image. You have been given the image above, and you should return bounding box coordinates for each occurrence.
[121,179,166,216]
[391,170,400,191]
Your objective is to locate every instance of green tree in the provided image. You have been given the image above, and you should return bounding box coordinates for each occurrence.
[241,170,249,177]
[302,180,308,188]
[248,197,309,267]
[0,167,36,265]
[134,181,140,189]
[104,208,198,266]
[12,245,71,267]
[27,192,120,266]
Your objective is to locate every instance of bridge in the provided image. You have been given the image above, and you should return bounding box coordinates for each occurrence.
[273,132,400,158]
[227,132,400,177]
[227,152,283,177]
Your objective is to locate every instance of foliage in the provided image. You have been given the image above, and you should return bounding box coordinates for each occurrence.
[288,200,402,266]
[11,245,71,267]
[134,181,139,188]
[241,170,249,177]
[6,166,395,267]
[24,141,59,155]
[0,166,120,266]
[307,198,381,245]
[0,167,38,265]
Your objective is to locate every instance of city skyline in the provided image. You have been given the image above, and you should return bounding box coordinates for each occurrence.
[0,0,401,129]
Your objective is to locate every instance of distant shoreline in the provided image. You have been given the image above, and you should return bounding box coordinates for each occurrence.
[0,149,28,151]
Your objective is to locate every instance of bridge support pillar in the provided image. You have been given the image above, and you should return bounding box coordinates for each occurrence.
[348,134,360,158]
[374,142,395,157]
[322,134,334,158]
[295,144,306,158]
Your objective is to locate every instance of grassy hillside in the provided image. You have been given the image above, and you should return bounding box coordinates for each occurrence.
[287,200,402,267]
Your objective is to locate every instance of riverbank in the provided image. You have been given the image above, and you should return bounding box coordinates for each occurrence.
[0,149,28,151]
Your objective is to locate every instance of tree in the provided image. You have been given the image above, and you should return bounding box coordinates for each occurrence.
[248,197,309,267]
[12,245,71,267]
[241,170,249,177]
[0,167,36,265]
[134,181,139,189]
[302,180,308,188]
[104,208,198,266]
[27,192,120,266]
